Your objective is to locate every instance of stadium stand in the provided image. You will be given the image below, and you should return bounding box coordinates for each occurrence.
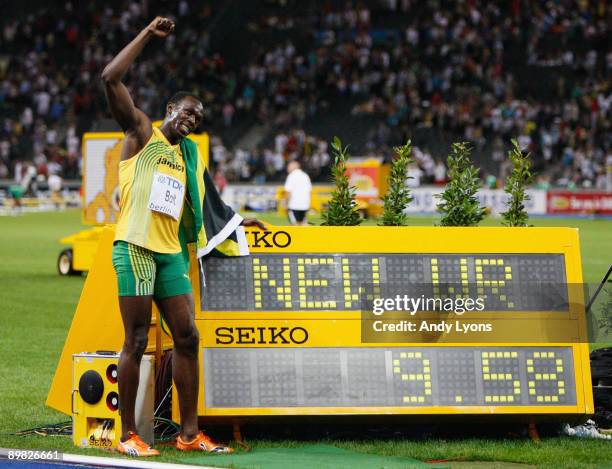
[0,0,609,189]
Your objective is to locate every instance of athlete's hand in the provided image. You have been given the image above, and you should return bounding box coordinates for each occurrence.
[242,218,267,230]
[147,17,175,38]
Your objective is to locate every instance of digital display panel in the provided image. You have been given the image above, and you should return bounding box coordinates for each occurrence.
[201,254,567,312]
[203,347,576,408]
[192,227,592,418]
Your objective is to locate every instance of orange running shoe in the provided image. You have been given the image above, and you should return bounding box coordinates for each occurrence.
[117,431,160,457]
[176,431,234,453]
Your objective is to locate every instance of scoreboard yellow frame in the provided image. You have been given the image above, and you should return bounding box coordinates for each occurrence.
[187,226,593,420]
[46,225,593,422]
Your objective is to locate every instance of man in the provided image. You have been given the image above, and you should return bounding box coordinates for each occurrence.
[283,160,312,225]
[102,17,263,457]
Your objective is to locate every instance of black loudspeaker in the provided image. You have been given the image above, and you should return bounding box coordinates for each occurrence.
[78,370,104,404]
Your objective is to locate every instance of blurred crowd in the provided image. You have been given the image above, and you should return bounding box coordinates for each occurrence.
[210,126,450,188]
[211,129,332,185]
[242,0,610,188]
[0,0,609,191]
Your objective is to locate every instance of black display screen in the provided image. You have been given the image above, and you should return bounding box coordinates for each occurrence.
[203,346,576,408]
[201,254,567,312]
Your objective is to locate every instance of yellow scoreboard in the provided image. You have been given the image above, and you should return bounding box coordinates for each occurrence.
[190,226,593,420]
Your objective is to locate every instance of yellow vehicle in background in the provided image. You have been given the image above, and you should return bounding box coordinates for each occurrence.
[57,227,105,276]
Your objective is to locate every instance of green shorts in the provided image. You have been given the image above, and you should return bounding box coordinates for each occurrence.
[8,185,24,199]
[112,241,192,299]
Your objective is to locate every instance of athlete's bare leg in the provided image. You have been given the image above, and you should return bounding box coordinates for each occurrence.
[156,293,200,440]
[117,296,153,441]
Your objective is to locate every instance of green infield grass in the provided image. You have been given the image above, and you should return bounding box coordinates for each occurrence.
[0,209,610,469]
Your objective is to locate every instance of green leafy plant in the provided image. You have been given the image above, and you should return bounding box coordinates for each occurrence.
[501,139,535,227]
[436,141,485,226]
[379,140,414,226]
[321,136,362,226]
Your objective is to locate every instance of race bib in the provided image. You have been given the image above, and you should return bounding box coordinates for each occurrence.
[147,171,186,220]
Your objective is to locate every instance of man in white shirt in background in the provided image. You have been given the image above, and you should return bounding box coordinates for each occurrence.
[407,162,423,188]
[284,160,312,225]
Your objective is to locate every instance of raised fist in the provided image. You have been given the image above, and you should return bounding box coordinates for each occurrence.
[148,17,175,38]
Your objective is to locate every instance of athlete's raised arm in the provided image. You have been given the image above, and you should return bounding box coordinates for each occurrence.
[102,17,175,156]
